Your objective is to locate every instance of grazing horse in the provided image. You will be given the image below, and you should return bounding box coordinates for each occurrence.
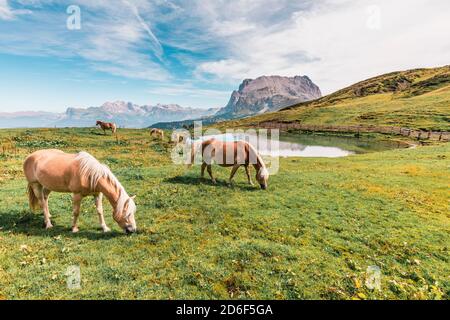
[96,120,117,135]
[191,139,270,189]
[23,149,137,234]
[150,128,164,140]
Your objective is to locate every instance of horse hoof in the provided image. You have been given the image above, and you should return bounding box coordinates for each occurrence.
[45,223,53,230]
[102,226,111,233]
[72,227,79,233]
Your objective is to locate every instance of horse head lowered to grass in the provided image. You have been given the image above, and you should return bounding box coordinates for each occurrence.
[23,149,137,234]
[191,138,270,189]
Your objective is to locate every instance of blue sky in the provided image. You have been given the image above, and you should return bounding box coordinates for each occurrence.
[1,0,449,112]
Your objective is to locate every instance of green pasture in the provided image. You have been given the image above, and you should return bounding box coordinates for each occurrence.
[0,128,448,299]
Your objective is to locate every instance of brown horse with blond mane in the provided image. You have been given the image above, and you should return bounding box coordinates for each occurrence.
[191,139,270,189]
[96,120,117,135]
[23,149,137,233]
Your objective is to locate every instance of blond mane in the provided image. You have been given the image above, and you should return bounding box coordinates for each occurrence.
[246,143,265,167]
[76,152,121,190]
[76,152,133,218]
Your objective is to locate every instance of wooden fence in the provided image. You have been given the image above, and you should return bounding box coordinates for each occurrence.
[257,121,450,142]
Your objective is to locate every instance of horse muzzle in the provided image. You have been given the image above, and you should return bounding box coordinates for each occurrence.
[125,227,137,234]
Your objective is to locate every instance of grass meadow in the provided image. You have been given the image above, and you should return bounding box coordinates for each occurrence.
[0,128,448,299]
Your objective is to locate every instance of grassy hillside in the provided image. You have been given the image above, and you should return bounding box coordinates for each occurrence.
[0,128,449,299]
[221,66,450,131]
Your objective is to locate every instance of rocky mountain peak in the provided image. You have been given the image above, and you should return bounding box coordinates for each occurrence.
[217,75,322,117]
[100,101,140,113]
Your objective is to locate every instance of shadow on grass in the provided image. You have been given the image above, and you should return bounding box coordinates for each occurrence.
[0,210,124,240]
[92,131,110,136]
[165,175,258,191]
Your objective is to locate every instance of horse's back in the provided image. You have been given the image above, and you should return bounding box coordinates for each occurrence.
[26,149,64,159]
[24,149,63,175]
[25,149,68,166]
[201,139,250,167]
[24,149,77,188]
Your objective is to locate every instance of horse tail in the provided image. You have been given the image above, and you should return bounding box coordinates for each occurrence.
[188,142,195,168]
[188,141,200,168]
[27,184,40,212]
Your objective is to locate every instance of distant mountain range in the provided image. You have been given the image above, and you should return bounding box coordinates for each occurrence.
[0,74,321,129]
[0,101,218,128]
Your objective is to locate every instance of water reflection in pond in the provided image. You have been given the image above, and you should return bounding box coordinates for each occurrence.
[198,132,406,158]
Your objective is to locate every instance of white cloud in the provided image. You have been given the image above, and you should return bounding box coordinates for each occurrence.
[197,59,252,81]
[1,0,450,96]
[147,83,230,98]
[122,0,164,59]
[0,0,31,19]
[0,0,14,20]
[211,19,256,37]
[194,0,450,94]
[0,0,169,81]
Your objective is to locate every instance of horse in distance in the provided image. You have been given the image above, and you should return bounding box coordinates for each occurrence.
[96,120,117,135]
[150,128,164,140]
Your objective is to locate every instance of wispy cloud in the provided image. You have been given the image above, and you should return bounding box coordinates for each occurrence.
[0,0,14,20]
[0,0,169,80]
[1,0,450,105]
[0,0,31,20]
[190,0,450,93]
[122,0,164,59]
[147,83,230,99]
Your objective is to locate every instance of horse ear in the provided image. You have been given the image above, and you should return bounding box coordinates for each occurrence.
[130,195,136,200]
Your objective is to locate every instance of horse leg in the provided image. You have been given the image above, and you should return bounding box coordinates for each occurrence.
[95,193,110,232]
[43,188,52,218]
[42,188,53,229]
[229,164,240,186]
[245,165,254,186]
[71,193,82,233]
[201,162,207,178]
[207,165,216,184]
